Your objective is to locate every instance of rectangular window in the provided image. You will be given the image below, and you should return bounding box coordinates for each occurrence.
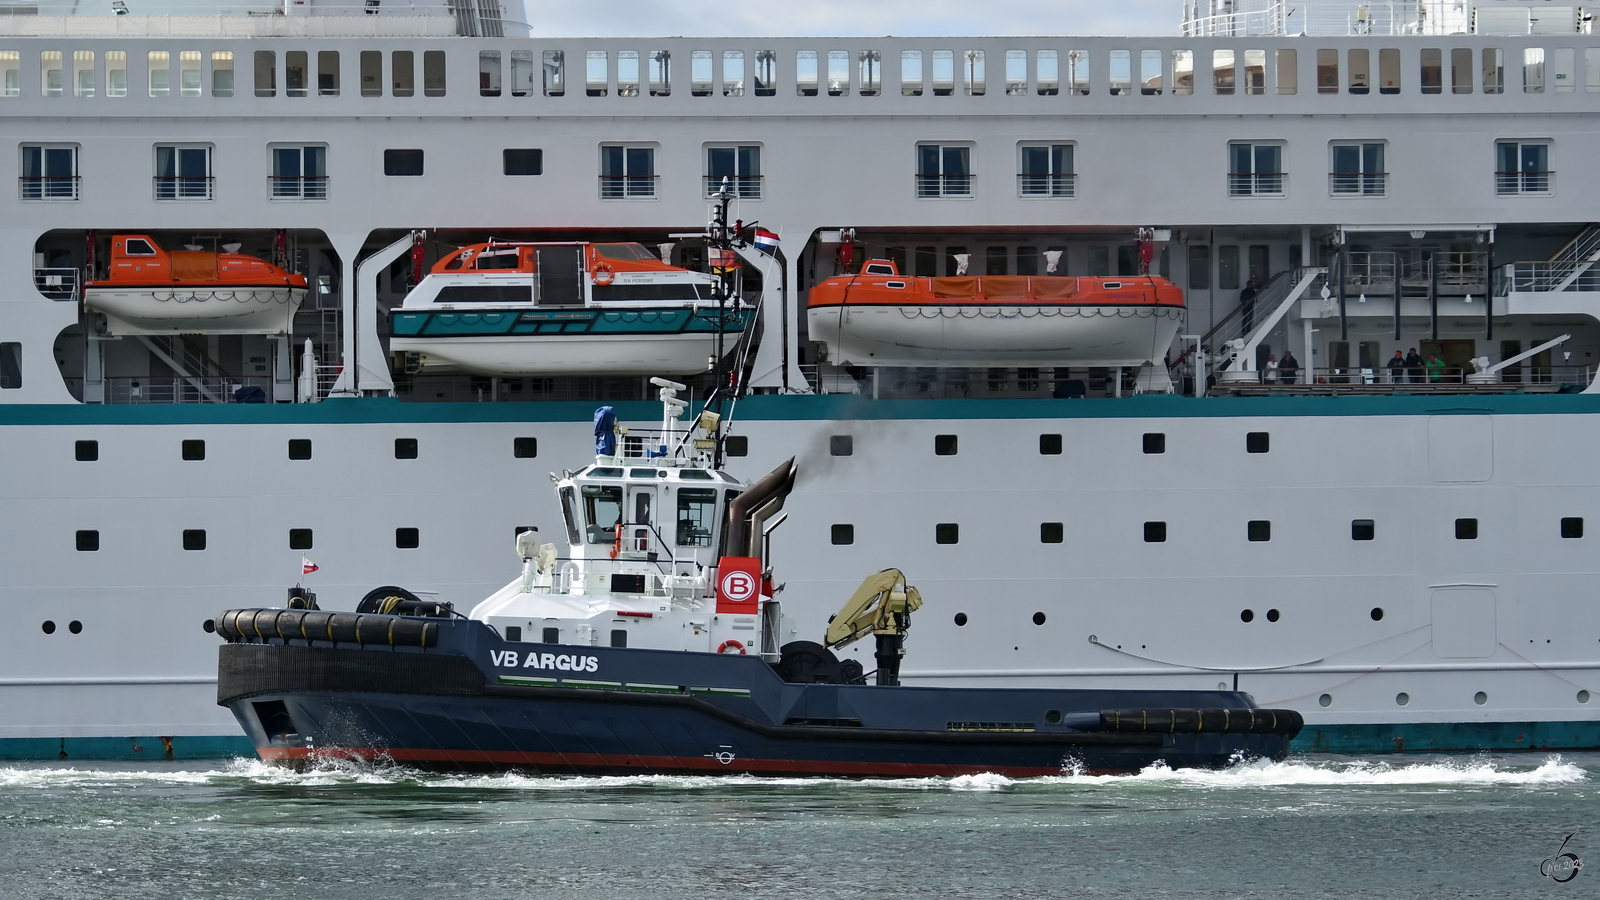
[934,434,958,455]
[705,144,760,199]
[479,50,501,96]
[1041,522,1064,543]
[1455,517,1478,540]
[935,523,959,544]
[1019,143,1073,198]
[543,626,560,644]
[600,144,655,198]
[1037,49,1058,95]
[1561,517,1583,539]
[828,49,849,96]
[1420,48,1442,94]
[675,488,716,547]
[1005,49,1027,95]
[1228,143,1283,196]
[1039,433,1062,455]
[212,51,234,97]
[1144,521,1167,542]
[1243,48,1265,94]
[148,50,170,97]
[254,49,275,96]
[392,49,414,96]
[1068,49,1088,95]
[1330,142,1385,196]
[105,50,125,97]
[831,524,854,545]
[0,51,18,98]
[1553,47,1574,93]
[1496,141,1550,195]
[76,530,98,551]
[858,49,879,96]
[285,49,307,97]
[1213,49,1234,94]
[394,437,418,458]
[396,527,420,548]
[76,440,98,461]
[360,50,381,96]
[723,49,744,96]
[901,49,923,95]
[177,50,201,96]
[0,342,18,389]
[289,528,312,550]
[1317,48,1337,93]
[384,148,423,177]
[513,436,538,458]
[1246,431,1270,453]
[1218,245,1239,289]
[617,49,639,97]
[21,145,78,200]
[690,49,712,96]
[725,435,748,456]
[1352,519,1375,541]
[422,50,445,96]
[754,49,775,95]
[1139,49,1161,94]
[542,50,563,96]
[1276,48,1296,94]
[1247,520,1271,542]
[1187,245,1209,290]
[1172,49,1193,94]
[1108,49,1130,95]
[1483,48,1503,94]
[1524,47,1545,93]
[1453,47,1473,93]
[1378,47,1399,94]
[511,50,534,96]
[1588,48,1600,92]
[1348,48,1369,94]
[932,49,954,95]
[830,434,853,456]
[504,148,543,176]
[796,50,817,96]
[1143,432,1165,454]
[72,50,93,97]
[288,438,311,459]
[182,439,205,460]
[963,49,984,95]
[917,144,971,198]
[1017,247,1038,276]
[649,49,670,96]
[271,145,326,199]
[154,145,211,200]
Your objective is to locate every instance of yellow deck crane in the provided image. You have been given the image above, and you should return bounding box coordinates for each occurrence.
[824,568,923,686]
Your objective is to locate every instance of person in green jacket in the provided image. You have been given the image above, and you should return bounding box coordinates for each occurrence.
[1426,354,1447,383]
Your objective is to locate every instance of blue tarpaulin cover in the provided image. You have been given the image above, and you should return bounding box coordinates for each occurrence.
[593,406,617,456]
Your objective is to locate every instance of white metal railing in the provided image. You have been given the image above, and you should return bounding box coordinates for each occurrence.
[1182,1,1455,37]
[1504,225,1600,294]
[32,267,78,300]
[101,375,274,404]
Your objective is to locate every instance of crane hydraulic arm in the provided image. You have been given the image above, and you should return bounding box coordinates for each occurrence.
[824,568,923,686]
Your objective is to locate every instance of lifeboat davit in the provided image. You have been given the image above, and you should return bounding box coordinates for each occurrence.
[388,241,753,377]
[83,235,307,335]
[808,260,1185,369]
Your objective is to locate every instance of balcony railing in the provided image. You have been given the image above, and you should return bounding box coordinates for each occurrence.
[269,175,328,200]
[916,173,973,198]
[33,267,79,301]
[19,176,80,201]
[599,174,657,199]
[1495,170,1553,195]
[702,174,762,199]
[1018,173,1076,197]
[1329,172,1386,196]
[153,176,214,200]
[1228,172,1285,196]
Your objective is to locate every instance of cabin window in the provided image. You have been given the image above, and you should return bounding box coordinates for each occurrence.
[1018,143,1073,198]
[610,629,627,648]
[75,440,98,461]
[1037,49,1058,95]
[288,439,311,459]
[617,50,639,96]
[0,51,19,98]
[422,50,445,96]
[1108,49,1130,95]
[1524,47,1545,93]
[1247,520,1271,542]
[1331,142,1385,196]
[705,144,760,199]
[1562,517,1583,539]
[182,529,207,551]
[76,530,98,551]
[72,50,95,97]
[830,435,853,456]
[600,144,655,198]
[1140,49,1161,95]
[1352,519,1375,541]
[932,49,954,95]
[1218,245,1239,288]
[1276,48,1296,94]
[479,50,501,96]
[181,439,205,460]
[510,50,534,96]
[0,342,19,389]
[1040,522,1063,543]
[858,49,880,96]
[285,49,308,97]
[542,50,564,96]
[395,527,419,549]
[647,49,670,96]
[1144,521,1167,542]
[359,50,380,96]
[934,434,958,455]
[827,50,849,96]
[1482,48,1503,94]
[271,146,326,200]
[103,50,125,97]
[1316,48,1337,93]
[1452,47,1473,93]
[687,49,712,95]
[1213,49,1234,94]
[1187,245,1210,289]
[1420,48,1442,94]
[916,144,972,198]
[253,49,275,97]
[504,626,522,642]
[512,437,537,458]
[724,50,745,96]
[289,529,312,550]
[154,145,211,199]
[676,488,717,547]
[211,51,234,97]
[392,49,414,96]
[754,49,775,95]
[1170,49,1193,95]
[504,148,543,176]
[125,238,155,255]
[1243,48,1265,94]
[20,145,78,201]
[384,149,424,177]
[1143,433,1165,454]
[1348,48,1369,94]
[831,524,854,545]
[1496,141,1551,196]
[1455,518,1478,540]
[725,435,748,456]
[1246,432,1270,453]
[1039,434,1062,455]
[586,50,608,96]
[1003,49,1026,95]
[394,437,418,458]
[147,50,170,97]
[901,50,923,95]
[1228,142,1283,197]
[582,484,624,544]
[963,49,984,95]
[796,50,818,96]
[560,486,580,544]
[935,523,959,544]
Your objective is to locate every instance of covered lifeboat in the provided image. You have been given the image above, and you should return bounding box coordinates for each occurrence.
[388,241,753,377]
[83,235,307,335]
[807,260,1186,369]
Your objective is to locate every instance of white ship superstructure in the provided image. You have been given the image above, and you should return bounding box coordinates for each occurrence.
[2,0,1600,757]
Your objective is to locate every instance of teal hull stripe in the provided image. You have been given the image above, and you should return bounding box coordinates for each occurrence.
[392,308,751,337]
[1,393,1599,427]
[0,734,255,761]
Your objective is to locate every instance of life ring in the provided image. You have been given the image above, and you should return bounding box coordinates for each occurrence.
[593,266,614,285]
[716,640,746,655]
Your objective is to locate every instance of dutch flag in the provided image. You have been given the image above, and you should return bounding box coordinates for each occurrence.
[753,228,781,251]
[302,557,320,575]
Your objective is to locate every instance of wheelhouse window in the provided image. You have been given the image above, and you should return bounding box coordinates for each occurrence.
[1228,142,1283,197]
[600,144,656,199]
[917,144,971,198]
[705,144,760,199]
[1141,49,1162,94]
[559,486,581,544]
[106,50,126,96]
[1108,49,1130,95]
[271,145,326,199]
[1330,142,1384,196]
[581,484,623,543]
[21,145,78,200]
[1172,49,1193,94]
[676,488,717,547]
[359,50,381,96]
[1019,143,1073,198]
[154,145,212,200]
[1496,141,1551,195]
[392,50,414,96]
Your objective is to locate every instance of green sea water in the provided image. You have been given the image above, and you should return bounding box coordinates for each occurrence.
[0,754,1593,899]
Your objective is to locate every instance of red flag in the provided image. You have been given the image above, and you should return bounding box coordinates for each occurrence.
[301,557,319,575]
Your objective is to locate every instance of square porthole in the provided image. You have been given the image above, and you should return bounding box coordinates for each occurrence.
[181,439,205,461]
[1561,517,1583,539]
[1039,433,1062,455]
[75,440,98,461]
[394,438,418,459]
[395,527,420,548]
[934,434,958,455]
[542,626,560,644]
[830,435,853,456]
[831,524,855,545]
[725,435,749,457]
[1246,432,1270,453]
[610,629,627,648]
[1352,519,1375,541]
[76,530,99,551]
[1455,518,1478,540]
[288,439,312,460]
[513,437,538,458]
[1144,521,1167,542]
[1040,522,1064,543]
[1143,433,1165,454]
[289,528,313,550]
[182,529,207,551]
[935,523,960,544]
[1247,520,1271,542]
[504,626,523,642]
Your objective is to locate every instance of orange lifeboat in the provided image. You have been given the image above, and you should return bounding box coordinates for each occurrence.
[84,235,308,335]
[807,260,1186,368]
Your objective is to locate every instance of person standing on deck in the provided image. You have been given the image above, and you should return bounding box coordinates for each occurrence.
[1427,353,1446,383]
[1386,350,1406,384]
[1278,350,1300,384]
[1405,348,1425,384]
